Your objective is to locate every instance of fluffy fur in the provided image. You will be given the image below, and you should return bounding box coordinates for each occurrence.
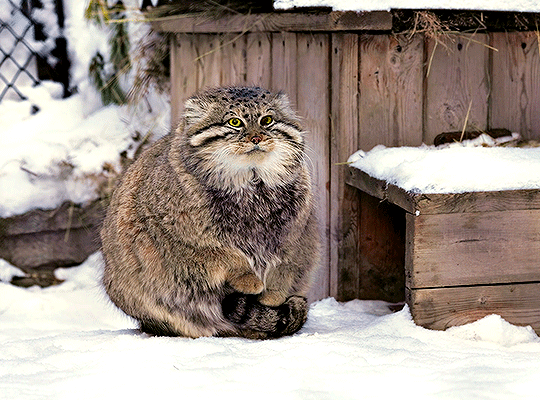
[101,86,320,339]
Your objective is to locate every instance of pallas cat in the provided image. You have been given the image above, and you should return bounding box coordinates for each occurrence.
[100,86,320,339]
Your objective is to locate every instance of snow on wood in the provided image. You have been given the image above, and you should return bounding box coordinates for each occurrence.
[348,139,540,194]
[274,0,540,12]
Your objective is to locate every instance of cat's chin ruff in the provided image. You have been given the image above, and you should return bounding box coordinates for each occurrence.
[216,154,296,191]
[197,144,305,193]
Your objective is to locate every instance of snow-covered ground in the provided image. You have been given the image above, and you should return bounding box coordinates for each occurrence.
[0,0,170,218]
[1,253,540,400]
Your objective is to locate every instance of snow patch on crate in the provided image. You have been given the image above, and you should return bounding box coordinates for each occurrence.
[348,143,540,194]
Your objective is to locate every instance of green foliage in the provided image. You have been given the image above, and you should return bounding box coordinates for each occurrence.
[84,0,109,26]
[108,2,131,73]
[85,0,130,106]
[89,52,127,106]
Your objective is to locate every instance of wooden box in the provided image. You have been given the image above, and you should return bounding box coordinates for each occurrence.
[347,166,540,333]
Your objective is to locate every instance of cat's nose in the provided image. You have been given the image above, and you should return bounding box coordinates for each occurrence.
[251,135,262,144]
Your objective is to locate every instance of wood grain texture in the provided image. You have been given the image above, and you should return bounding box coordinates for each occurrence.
[194,34,222,89]
[346,167,387,202]
[296,33,331,302]
[424,34,490,144]
[219,33,247,85]
[406,209,540,289]
[152,12,392,34]
[491,32,540,139]
[359,34,423,151]
[246,32,272,87]
[170,34,198,127]
[407,283,540,334]
[413,189,540,214]
[270,32,297,100]
[330,33,360,299]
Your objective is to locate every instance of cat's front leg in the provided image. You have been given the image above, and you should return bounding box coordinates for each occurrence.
[258,215,320,307]
[258,265,293,307]
[258,289,288,307]
[223,250,264,295]
[227,269,264,295]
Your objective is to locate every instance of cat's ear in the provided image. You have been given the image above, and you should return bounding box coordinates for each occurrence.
[182,96,208,128]
[273,91,291,109]
[273,91,301,126]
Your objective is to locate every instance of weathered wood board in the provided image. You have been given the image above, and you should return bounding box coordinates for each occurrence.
[424,34,490,144]
[296,33,331,302]
[0,201,105,277]
[491,32,540,139]
[358,34,423,150]
[330,33,359,299]
[407,283,540,332]
[347,167,540,215]
[406,210,540,289]
[152,11,392,34]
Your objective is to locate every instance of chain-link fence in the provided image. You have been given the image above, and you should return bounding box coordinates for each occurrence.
[0,0,69,103]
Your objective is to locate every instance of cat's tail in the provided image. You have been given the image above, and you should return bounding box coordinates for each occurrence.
[222,293,308,339]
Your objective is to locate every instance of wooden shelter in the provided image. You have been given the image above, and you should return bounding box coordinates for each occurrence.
[153,9,540,303]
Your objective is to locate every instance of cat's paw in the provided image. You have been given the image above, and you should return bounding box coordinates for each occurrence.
[222,292,254,323]
[258,290,288,307]
[229,273,264,295]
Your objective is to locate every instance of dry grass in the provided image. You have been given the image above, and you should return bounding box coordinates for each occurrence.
[407,11,499,79]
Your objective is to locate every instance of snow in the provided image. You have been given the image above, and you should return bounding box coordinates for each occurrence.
[0,85,132,217]
[348,139,540,194]
[273,0,540,12]
[1,253,540,400]
[0,0,170,218]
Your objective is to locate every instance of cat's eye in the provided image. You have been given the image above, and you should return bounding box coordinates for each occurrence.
[227,117,244,128]
[260,115,273,126]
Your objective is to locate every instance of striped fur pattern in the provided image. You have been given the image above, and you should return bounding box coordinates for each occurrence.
[101,86,320,339]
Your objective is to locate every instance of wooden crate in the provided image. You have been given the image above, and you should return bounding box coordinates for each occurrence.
[347,166,540,333]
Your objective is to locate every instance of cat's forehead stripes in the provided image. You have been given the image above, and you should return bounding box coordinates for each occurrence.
[202,86,273,108]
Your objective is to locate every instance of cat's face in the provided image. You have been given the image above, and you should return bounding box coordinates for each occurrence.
[178,87,306,189]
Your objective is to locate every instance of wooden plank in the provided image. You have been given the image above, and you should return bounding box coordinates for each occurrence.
[346,166,419,214]
[219,33,246,85]
[491,32,540,140]
[296,33,331,302]
[358,34,423,151]
[194,34,222,89]
[424,34,490,144]
[270,32,297,107]
[346,166,387,201]
[170,34,198,127]
[152,11,392,34]
[330,33,360,300]
[246,32,272,87]
[407,283,540,334]
[413,189,540,214]
[407,209,540,289]
[0,201,103,235]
